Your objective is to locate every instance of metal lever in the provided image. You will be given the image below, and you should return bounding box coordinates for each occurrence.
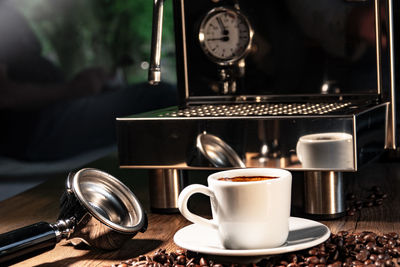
[148,0,165,85]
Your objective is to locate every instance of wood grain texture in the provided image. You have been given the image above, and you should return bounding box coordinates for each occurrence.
[0,161,399,266]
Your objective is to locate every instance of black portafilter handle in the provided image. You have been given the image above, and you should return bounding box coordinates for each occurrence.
[0,219,74,265]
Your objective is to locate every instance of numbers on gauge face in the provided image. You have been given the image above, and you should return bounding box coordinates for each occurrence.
[199,7,252,64]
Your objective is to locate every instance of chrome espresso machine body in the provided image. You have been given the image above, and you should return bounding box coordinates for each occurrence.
[117,0,397,217]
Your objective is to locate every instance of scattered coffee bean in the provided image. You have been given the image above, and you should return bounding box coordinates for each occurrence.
[176,255,186,265]
[345,186,388,216]
[355,249,369,261]
[200,257,208,266]
[110,231,399,267]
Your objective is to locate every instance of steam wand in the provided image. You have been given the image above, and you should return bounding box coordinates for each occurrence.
[148,0,165,85]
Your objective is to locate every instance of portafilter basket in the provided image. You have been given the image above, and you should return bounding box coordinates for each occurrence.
[0,168,147,265]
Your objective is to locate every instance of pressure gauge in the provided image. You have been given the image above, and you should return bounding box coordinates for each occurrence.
[199,7,253,65]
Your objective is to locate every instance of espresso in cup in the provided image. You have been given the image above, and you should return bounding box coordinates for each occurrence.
[218,176,278,182]
[178,168,292,250]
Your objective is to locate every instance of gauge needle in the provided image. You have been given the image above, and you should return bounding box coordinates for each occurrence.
[207,36,230,42]
[216,17,229,35]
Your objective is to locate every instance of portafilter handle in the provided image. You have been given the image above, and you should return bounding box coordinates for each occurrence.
[0,218,75,265]
[0,168,147,265]
[148,0,165,85]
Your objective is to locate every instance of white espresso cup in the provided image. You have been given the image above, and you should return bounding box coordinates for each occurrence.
[178,168,292,250]
[296,132,353,169]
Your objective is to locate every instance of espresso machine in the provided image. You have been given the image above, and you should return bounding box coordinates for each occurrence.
[117,0,397,218]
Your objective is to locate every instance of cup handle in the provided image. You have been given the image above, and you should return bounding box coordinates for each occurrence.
[178,184,218,229]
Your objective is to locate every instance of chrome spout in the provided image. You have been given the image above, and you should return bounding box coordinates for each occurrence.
[148,0,165,85]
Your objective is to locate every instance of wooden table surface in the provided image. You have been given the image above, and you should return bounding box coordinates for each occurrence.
[0,160,399,267]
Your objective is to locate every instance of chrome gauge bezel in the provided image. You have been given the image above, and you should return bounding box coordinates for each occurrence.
[198,6,254,66]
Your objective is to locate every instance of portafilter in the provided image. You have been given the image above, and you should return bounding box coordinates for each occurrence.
[0,168,147,265]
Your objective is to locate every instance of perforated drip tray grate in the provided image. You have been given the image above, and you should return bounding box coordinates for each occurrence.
[159,102,353,117]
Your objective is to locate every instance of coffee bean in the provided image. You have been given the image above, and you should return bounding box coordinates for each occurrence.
[387,239,396,248]
[374,246,386,254]
[377,237,388,246]
[346,236,357,246]
[374,259,385,266]
[384,259,393,267]
[186,258,195,266]
[331,250,340,261]
[365,201,374,207]
[153,253,168,263]
[378,193,388,199]
[355,201,363,210]
[364,233,377,243]
[344,257,353,266]
[306,256,320,265]
[287,254,298,263]
[308,248,319,256]
[366,241,376,251]
[391,247,399,257]
[345,187,388,217]
[199,257,207,266]
[388,232,398,239]
[176,255,186,265]
[370,254,379,261]
[352,259,364,266]
[354,244,363,252]
[138,255,147,261]
[355,235,364,244]
[327,261,342,267]
[124,259,135,264]
[347,210,356,216]
[176,249,185,255]
[355,249,370,261]
[335,237,344,248]
[109,231,400,267]
[365,259,374,264]
[378,253,390,260]
[326,243,337,252]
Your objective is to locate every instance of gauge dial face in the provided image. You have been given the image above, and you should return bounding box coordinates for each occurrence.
[199,7,253,65]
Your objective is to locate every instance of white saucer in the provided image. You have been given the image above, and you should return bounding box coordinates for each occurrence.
[174,217,330,257]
